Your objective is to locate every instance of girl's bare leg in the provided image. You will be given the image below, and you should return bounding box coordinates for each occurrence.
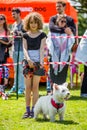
[24,75,32,106]
[32,75,40,106]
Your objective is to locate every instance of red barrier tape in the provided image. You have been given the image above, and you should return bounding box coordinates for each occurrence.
[0,35,87,39]
[0,61,86,68]
[51,35,87,39]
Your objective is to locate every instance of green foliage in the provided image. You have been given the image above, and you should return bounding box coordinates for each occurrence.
[70,0,87,35]
[70,0,87,13]
[78,14,87,36]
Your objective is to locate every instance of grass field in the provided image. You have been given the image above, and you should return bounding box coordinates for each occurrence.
[0,84,87,130]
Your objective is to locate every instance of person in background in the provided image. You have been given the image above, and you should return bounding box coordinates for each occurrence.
[22,12,47,118]
[75,30,87,97]
[49,0,76,35]
[9,8,25,94]
[46,0,76,93]
[46,15,75,88]
[0,14,10,92]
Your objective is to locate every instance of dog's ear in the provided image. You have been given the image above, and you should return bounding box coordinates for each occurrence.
[53,83,59,90]
[63,82,68,87]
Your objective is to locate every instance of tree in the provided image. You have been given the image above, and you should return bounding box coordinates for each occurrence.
[69,0,87,36]
[70,0,87,13]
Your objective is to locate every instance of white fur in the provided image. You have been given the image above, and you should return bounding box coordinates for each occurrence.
[34,82,70,122]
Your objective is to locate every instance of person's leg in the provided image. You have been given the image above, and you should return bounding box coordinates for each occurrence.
[81,65,87,97]
[70,66,75,88]
[18,51,25,94]
[0,66,9,99]
[70,66,74,88]
[70,74,74,88]
[22,75,32,118]
[9,51,24,94]
[76,72,78,87]
[3,66,9,86]
[13,52,17,87]
[32,75,40,105]
[8,52,17,93]
[31,75,40,117]
[46,69,52,94]
[3,66,9,92]
[70,65,78,87]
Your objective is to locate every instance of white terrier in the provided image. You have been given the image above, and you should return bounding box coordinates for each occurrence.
[34,82,70,122]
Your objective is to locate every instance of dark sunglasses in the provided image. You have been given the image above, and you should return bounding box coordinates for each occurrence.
[60,20,66,23]
[0,18,4,20]
[56,5,62,8]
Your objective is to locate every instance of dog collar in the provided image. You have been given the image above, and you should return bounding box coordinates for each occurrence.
[51,98,64,110]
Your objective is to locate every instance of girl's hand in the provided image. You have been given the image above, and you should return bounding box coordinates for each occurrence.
[40,64,44,69]
[28,60,34,68]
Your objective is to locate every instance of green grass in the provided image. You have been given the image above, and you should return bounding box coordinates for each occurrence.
[0,85,87,130]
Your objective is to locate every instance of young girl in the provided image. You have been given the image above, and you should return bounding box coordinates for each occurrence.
[22,12,47,118]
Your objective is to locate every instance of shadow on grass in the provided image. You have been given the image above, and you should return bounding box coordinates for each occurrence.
[35,118,79,125]
[55,120,79,125]
[6,93,25,100]
[69,95,87,101]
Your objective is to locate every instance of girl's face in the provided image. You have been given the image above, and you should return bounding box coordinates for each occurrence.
[58,18,66,28]
[29,18,38,32]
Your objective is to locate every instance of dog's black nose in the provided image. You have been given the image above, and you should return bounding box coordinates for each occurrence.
[67,93,70,95]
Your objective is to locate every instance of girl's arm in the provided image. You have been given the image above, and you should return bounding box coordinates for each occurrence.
[23,38,30,61]
[40,37,47,66]
[23,38,34,68]
[0,39,9,45]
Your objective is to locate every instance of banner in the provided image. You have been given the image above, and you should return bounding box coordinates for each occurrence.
[0,0,78,24]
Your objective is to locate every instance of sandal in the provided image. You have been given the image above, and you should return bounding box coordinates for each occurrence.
[30,111,34,118]
[22,112,30,119]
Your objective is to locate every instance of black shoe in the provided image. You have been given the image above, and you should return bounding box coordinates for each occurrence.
[22,112,30,119]
[30,111,34,118]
